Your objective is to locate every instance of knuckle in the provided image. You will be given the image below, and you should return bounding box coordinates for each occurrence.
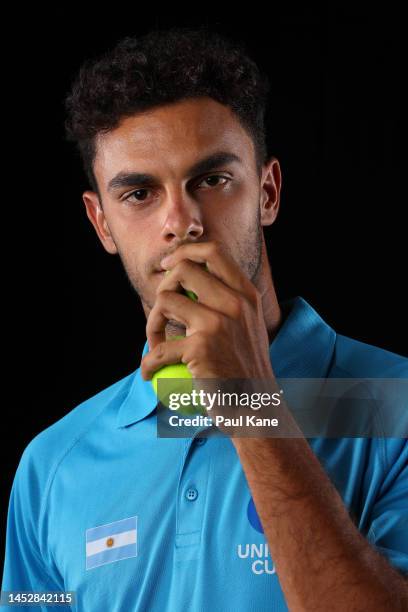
[209,240,220,256]
[207,313,223,334]
[155,342,165,358]
[156,290,171,306]
[177,259,192,280]
[176,259,188,274]
[247,285,261,308]
[229,295,243,319]
[186,334,202,362]
[191,330,203,346]
[192,330,207,351]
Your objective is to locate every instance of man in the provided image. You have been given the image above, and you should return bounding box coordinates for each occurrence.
[2,26,407,611]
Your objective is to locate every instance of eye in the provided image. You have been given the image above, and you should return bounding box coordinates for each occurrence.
[123,175,230,205]
[197,175,230,189]
[124,188,152,203]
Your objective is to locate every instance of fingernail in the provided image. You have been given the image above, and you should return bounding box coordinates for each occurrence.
[161,255,172,268]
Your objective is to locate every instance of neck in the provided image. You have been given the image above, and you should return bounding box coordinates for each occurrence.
[255,238,282,346]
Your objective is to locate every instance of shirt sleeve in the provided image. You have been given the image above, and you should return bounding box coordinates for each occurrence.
[1,442,67,611]
[366,439,408,576]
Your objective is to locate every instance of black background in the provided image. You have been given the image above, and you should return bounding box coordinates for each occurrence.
[1,7,406,571]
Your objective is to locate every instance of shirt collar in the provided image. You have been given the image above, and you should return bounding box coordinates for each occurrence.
[116,341,158,428]
[270,295,336,378]
[116,295,336,428]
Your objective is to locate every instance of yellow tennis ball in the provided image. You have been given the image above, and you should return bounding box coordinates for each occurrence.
[152,363,203,415]
[151,362,192,397]
[151,335,192,406]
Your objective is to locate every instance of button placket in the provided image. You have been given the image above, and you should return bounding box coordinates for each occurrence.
[175,434,212,556]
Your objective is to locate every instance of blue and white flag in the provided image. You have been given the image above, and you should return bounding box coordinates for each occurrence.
[86,516,137,570]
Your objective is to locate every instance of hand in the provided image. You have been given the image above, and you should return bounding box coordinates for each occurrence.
[141,240,275,383]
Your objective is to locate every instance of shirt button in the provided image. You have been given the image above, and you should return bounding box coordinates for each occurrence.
[195,437,207,446]
[185,487,198,501]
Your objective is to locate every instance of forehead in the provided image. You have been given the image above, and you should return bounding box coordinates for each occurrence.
[94,96,255,182]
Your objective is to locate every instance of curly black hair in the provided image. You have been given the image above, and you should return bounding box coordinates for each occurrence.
[64,25,271,197]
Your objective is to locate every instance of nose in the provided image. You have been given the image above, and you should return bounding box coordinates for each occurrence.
[160,191,204,243]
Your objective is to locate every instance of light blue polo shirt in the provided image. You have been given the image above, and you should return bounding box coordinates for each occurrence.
[2,296,407,611]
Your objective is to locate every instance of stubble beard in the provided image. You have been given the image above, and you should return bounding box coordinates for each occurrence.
[115,209,263,336]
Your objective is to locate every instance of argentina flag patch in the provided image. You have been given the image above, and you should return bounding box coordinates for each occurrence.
[86,516,137,570]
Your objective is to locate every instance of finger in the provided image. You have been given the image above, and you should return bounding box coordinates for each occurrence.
[141,336,187,381]
[161,240,256,299]
[157,259,242,319]
[146,291,218,351]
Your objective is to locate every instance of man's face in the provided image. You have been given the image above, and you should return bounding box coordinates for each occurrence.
[83,96,278,322]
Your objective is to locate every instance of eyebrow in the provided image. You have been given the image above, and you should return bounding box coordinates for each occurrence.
[107,151,243,193]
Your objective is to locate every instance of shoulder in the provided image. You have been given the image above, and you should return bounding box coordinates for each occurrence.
[332,333,408,378]
[330,334,407,465]
[14,370,136,491]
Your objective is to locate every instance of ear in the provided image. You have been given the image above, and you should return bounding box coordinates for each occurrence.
[82,191,118,255]
[259,156,282,227]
